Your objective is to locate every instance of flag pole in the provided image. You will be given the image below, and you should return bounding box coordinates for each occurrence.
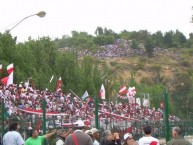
[69,89,82,101]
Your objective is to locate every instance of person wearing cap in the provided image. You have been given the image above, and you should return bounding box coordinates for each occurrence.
[167,126,191,145]
[100,130,121,145]
[138,125,159,145]
[64,120,93,145]
[56,129,73,145]
[85,130,94,142]
[55,129,67,145]
[91,128,100,145]
[123,133,135,145]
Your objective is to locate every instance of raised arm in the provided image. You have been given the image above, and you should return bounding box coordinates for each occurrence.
[44,129,57,139]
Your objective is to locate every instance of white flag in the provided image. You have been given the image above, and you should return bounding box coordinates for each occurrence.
[82,90,89,100]
[99,84,106,99]
[49,75,54,83]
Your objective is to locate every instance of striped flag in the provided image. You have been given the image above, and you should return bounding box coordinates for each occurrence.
[0,64,2,74]
[7,63,14,74]
[119,85,127,95]
[56,77,62,91]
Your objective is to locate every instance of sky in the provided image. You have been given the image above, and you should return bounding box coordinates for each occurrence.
[0,0,193,42]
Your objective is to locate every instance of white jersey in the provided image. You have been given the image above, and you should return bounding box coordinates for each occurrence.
[139,136,159,145]
[3,131,25,145]
[56,139,65,145]
[93,140,100,145]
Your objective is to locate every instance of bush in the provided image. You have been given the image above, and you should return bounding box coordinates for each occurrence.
[115,64,124,70]
[180,59,191,67]
[133,63,145,71]
[150,64,162,72]
[110,61,118,66]
[140,77,153,85]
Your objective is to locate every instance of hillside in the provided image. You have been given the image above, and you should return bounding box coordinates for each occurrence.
[103,48,193,92]
[59,36,193,93]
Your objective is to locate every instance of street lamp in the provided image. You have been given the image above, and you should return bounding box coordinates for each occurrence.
[7,11,46,32]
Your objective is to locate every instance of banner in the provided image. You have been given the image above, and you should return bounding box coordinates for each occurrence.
[19,108,67,116]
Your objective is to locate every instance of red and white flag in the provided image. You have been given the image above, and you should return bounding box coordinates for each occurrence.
[119,85,127,95]
[127,87,136,97]
[56,77,62,91]
[1,76,9,86]
[7,63,14,74]
[99,84,105,99]
[0,71,13,86]
[7,72,13,85]
[0,64,2,74]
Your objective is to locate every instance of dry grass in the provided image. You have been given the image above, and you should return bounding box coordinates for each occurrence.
[106,51,193,88]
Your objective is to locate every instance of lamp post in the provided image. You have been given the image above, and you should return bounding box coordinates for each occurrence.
[6,11,46,32]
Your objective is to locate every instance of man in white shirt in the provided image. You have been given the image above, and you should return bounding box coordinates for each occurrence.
[139,125,159,145]
[3,122,25,145]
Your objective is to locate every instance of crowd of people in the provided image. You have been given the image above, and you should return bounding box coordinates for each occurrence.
[63,39,174,60]
[2,121,192,145]
[0,82,192,145]
[0,83,181,139]
[73,39,145,59]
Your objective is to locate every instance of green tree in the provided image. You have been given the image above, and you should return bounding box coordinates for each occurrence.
[95,26,104,36]
[172,30,187,48]
[163,31,174,48]
[152,31,164,48]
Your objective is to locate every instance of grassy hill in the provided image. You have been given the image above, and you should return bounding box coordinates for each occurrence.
[94,47,193,93]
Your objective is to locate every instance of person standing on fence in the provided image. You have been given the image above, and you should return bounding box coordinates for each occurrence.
[3,122,25,145]
[100,130,121,145]
[138,125,159,145]
[25,128,57,145]
[123,133,135,145]
[64,120,93,145]
[167,126,191,145]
